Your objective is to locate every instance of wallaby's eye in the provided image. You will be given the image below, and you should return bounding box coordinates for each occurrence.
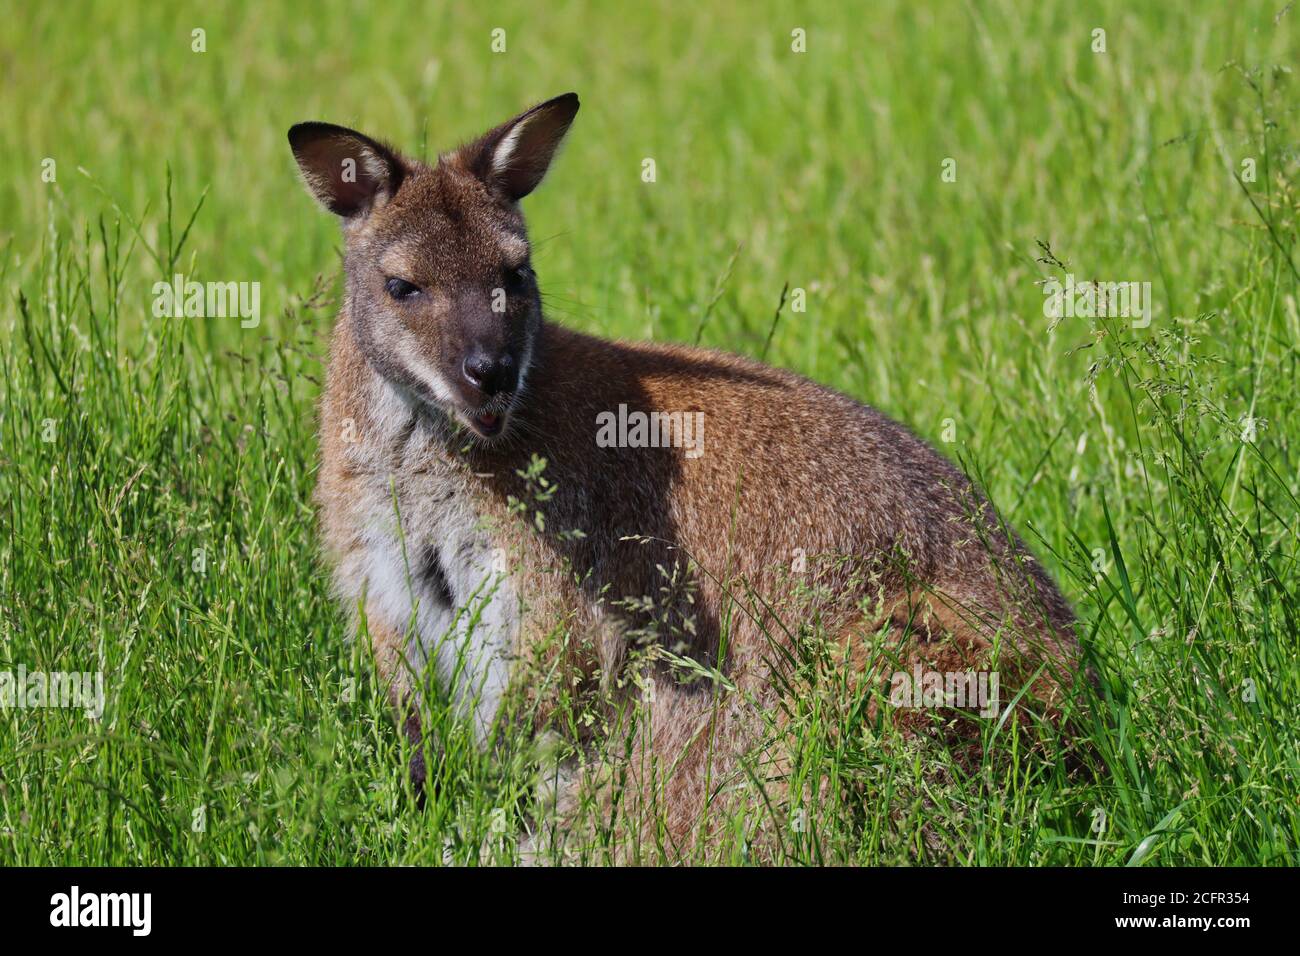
[507,263,533,290]
[384,277,421,301]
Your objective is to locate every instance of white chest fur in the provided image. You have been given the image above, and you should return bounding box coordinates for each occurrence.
[339,378,520,742]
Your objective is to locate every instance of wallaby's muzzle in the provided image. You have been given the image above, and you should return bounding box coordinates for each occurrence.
[461,346,518,401]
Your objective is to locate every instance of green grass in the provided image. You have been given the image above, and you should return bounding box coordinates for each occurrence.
[1,0,1299,864]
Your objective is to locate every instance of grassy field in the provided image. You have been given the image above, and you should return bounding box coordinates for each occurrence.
[1,0,1298,865]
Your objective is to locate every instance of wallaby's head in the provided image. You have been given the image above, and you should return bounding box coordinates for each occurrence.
[289,93,579,438]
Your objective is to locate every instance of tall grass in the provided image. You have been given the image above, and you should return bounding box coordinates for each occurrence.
[1,0,1297,864]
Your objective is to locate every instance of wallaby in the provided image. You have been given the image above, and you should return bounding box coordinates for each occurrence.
[290,93,1081,858]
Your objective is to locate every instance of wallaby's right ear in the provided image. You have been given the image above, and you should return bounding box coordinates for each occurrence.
[288,122,404,218]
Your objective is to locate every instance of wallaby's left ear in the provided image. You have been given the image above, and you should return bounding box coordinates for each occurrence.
[288,121,405,218]
[456,93,580,202]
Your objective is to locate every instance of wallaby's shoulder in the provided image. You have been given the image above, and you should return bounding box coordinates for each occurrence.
[534,324,925,458]
[535,323,843,406]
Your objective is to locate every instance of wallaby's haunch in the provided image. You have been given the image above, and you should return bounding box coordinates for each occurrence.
[290,93,1081,856]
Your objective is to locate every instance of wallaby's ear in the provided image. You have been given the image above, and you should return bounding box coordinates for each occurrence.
[456,93,579,202]
[288,122,405,218]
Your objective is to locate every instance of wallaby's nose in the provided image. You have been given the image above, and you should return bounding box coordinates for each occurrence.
[461,349,518,398]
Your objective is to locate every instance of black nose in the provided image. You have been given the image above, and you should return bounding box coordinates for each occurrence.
[461,349,518,397]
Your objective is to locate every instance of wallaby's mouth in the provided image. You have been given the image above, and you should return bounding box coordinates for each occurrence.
[467,408,506,438]
[452,394,515,440]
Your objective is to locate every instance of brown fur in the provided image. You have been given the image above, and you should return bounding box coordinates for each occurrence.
[290,94,1082,860]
